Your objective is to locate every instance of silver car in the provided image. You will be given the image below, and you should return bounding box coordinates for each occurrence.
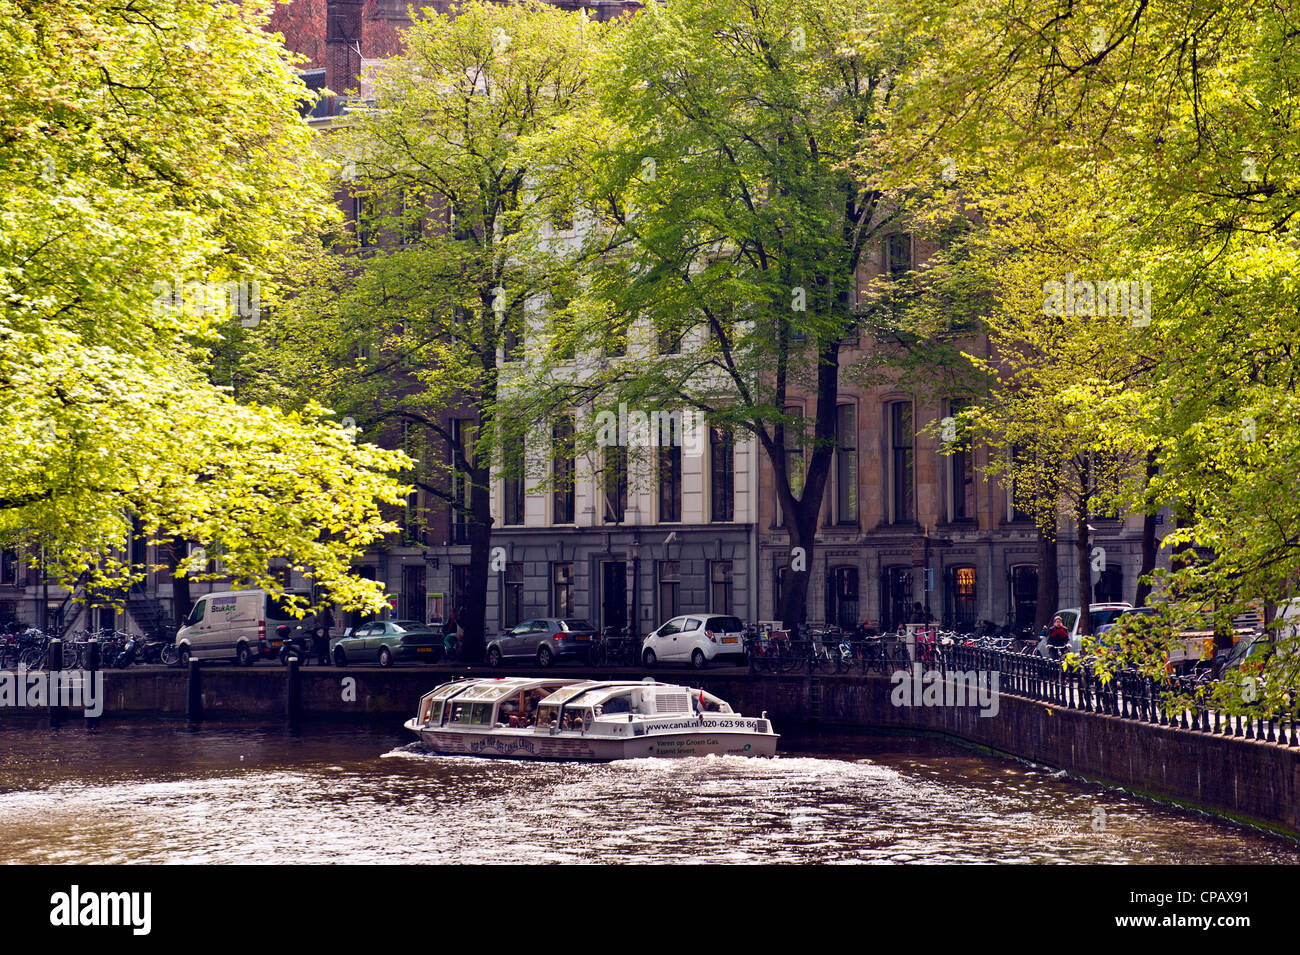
[486,618,599,668]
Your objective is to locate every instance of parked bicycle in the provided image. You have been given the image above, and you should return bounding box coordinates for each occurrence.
[590,627,641,667]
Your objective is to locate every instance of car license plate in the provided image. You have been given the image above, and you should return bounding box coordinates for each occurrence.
[722,636,738,644]
[575,634,590,641]
[271,641,284,648]
[417,647,431,653]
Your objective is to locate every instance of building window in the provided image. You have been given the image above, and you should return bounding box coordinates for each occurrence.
[950,402,975,521]
[658,560,680,619]
[551,562,574,617]
[657,316,683,355]
[835,403,857,524]
[1009,443,1034,522]
[710,425,734,523]
[503,562,523,629]
[449,419,473,544]
[889,402,914,524]
[402,490,423,545]
[777,407,804,527]
[552,417,575,524]
[710,561,733,613]
[502,433,524,526]
[603,445,627,523]
[353,193,375,248]
[659,422,682,523]
[604,320,627,358]
[550,294,574,361]
[502,303,524,363]
[774,561,789,622]
[947,565,977,631]
[0,549,18,587]
[885,233,912,276]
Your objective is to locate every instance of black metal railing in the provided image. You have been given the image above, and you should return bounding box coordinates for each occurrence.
[743,634,1299,748]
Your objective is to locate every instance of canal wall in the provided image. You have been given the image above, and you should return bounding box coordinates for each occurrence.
[5,665,1298,836]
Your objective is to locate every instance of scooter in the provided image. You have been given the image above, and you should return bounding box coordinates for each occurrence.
[276,624,317,665]
[114,634,167,668]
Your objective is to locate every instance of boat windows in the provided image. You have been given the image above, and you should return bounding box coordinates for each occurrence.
[538,704,560,726]
[601,694,632,714]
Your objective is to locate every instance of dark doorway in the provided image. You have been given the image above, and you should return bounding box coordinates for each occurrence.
[880,565,912,632]
[826,566,859,631]
[1011,564,1038,630]
[601,561,627,631]
[946,565,979,631]
[402,565,426,622]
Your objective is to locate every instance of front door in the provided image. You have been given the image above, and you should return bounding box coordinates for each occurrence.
[1011,564,1038,630]
[880,565,913,632]
[601,561,627,632]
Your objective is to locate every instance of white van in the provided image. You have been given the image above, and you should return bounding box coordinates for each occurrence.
[176,590,317,666]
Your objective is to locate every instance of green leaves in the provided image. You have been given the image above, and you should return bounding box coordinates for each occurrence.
[0,0,408,612]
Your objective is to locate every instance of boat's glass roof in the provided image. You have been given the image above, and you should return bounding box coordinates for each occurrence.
[427,678,575,704]
[538,681,694,706]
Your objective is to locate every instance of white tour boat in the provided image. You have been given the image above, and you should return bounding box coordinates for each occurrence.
[404,677,779,760]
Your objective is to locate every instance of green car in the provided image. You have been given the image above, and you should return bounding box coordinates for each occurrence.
[331,620,444,667]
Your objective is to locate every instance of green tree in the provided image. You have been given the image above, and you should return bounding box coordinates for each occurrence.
[245,0,600,655]
[534,0,946,628]
[0,0,409,614]
[896,0,1300,704]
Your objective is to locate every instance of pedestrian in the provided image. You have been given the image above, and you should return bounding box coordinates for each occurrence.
[317,604,334,665]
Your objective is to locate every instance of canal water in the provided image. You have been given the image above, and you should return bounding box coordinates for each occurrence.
[0,721,1295,864]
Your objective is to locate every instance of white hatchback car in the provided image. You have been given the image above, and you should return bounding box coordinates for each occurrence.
[642,614,747,669]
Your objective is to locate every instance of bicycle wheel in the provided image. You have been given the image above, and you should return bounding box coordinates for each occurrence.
[19,647,44,670]
[160,643,179,666]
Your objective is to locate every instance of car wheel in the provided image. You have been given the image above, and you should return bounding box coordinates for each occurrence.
[237,644,254,667]
[333,647,347,667]
[487,647,503,668]
[643,648,658,668]
[379,647,393,668]
[537,646,553,668]
[178,646,191,667]
[691,649,706,670]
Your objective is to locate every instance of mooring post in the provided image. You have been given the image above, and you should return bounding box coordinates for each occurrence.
[186,659,203,721]
[286,655,301,726]
[48,637,63,726]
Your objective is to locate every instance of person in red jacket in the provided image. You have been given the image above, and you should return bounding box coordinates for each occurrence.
[1046,615,1070,656]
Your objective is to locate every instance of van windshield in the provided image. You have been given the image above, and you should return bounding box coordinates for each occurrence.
[185,601,205,627]
[266,595,306,621]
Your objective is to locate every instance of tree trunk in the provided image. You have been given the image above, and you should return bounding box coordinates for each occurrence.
[778,513,818,631]
[1034,524,1058,631]
[773,341,841,630]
